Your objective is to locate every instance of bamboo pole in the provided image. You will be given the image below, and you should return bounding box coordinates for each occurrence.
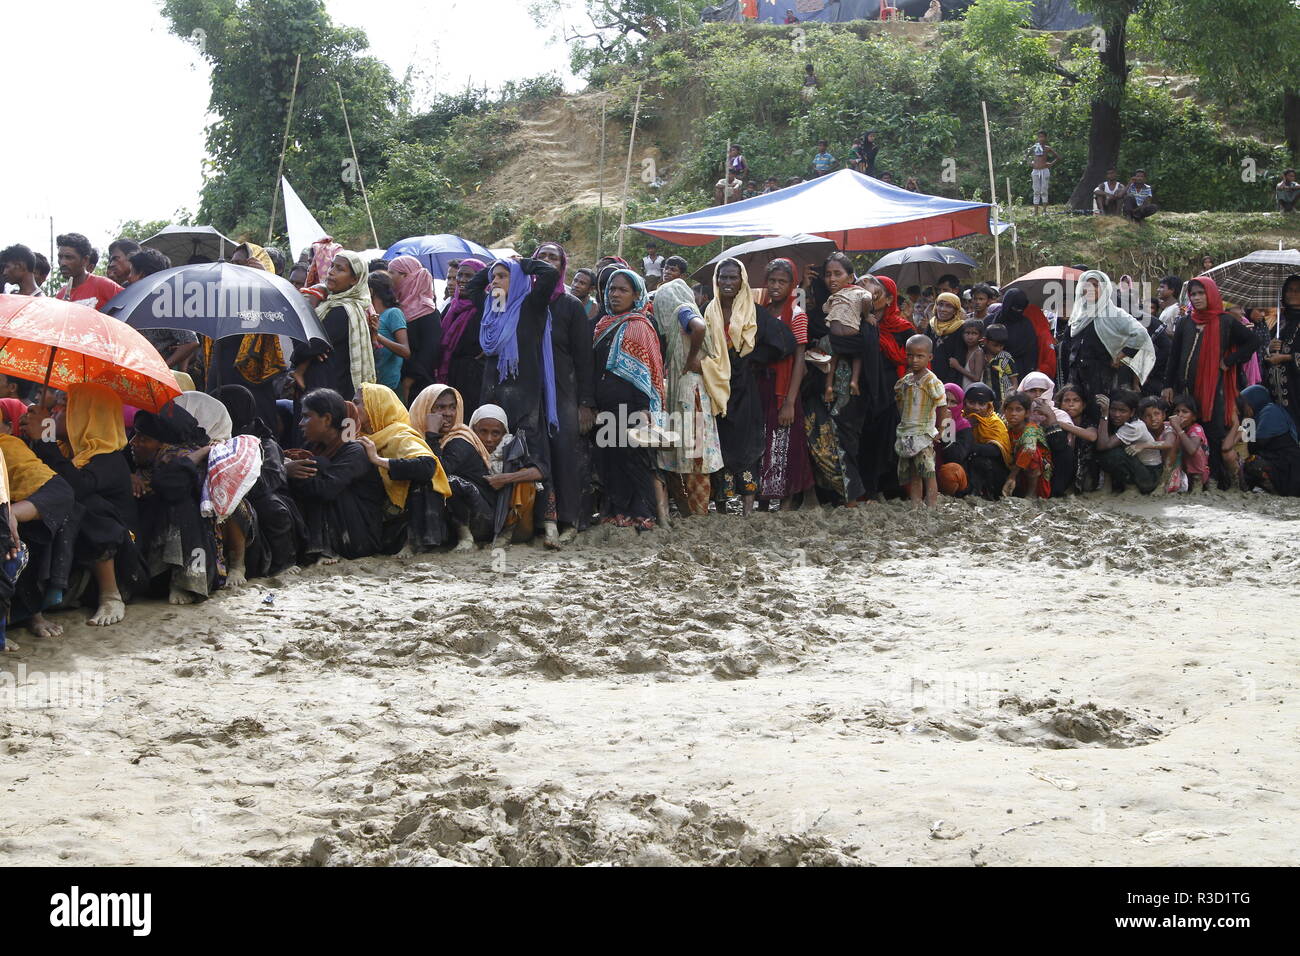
[981,101,1001,287]
[268,53,302,245]
[337,81,380,249]
[616,84,643,260]
[596,98,608,260]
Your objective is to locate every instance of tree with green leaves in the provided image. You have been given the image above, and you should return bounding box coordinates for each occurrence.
[532,0,710,77]
[1137,0,1300,164]
[1066,0,1144,210]
[160,0,398,240]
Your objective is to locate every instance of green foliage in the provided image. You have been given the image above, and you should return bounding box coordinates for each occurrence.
[962,0,1053,71]
[113,217,182,241]
[160,0,399,234]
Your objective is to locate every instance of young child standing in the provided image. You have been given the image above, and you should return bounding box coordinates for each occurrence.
[981,324,1017,408]
[1027,129,1058,216]
[951,318,987,390]
[1094,389,1162,493]
[1166,393,1211,492]
[1001,391,1053,498]
[894,335,950,507]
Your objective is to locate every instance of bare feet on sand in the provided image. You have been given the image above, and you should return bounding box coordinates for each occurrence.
[169,588,197,605]
[28,613,63,637]
[88,595,126,627]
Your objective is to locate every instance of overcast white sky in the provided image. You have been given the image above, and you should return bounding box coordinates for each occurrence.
[2,0,579,257]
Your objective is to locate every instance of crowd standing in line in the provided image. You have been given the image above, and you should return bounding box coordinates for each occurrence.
[0,225,1298,651]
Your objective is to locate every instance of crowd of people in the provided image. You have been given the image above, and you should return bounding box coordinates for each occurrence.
[0,228,1297,648]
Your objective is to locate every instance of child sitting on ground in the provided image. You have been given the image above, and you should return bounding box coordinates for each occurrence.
[1094,389,1162,493]
[1001,391,1052,498]
[962,382,1012,500]
[894,335,950,507]
[1137,396,1177,494]
[981,323,1017,408]
[1056,384,1099,494]
[1166,393,1211,493]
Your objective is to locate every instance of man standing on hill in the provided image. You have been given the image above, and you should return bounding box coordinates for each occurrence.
[642,242,665,292]
[811,141,836,177]
[1123,169,1158,221]
[1026,130,1058,216]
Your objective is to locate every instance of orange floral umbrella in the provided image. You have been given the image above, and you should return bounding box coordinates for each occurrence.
[0,294,182,412]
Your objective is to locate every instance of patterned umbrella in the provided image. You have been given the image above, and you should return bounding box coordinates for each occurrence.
[1202,249,1300,310]
[0,294,182,412]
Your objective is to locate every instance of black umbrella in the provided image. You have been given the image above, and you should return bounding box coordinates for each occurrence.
[691,234,837,287]
[142,225,236,265]
[867,245,977,290]
[103,262,327,344]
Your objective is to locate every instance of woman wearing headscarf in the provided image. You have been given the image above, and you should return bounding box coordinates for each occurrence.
[1,407,75,636]
[1163,275,1260,484]
[208,242,288,427]
[860,274,912,500]
[284,387,385,563]
[437,258,489,409]
[755,258,814,507]
[30,384,145,627]
[409,384,495,548]
[216,384,306,576]
[651,278,723,516]
[535,241,596,536]
[927,291,968,387]
[387,255,442,403]
[1242,383,1300,495]
[1263,274,1300,430]
[130,400,220,605]
[469,404,546,543]
[592,268,666,530]
[354,383,451,554]
[291,251,377,401]
[1065,270,1155,401]
[479,255,561,545]
[705,258,777,516]
[994,288,1044,381]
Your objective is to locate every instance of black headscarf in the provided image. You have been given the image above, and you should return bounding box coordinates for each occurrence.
[133,401,207,447]
[996,287,1039,378]
[216,384,273,440]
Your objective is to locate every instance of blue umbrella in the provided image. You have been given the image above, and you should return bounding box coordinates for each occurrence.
[103,262,327,344]
[384,234,493,279]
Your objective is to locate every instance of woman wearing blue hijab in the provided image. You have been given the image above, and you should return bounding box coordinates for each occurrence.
[1242,383,1300,496]
[478,255,562,544]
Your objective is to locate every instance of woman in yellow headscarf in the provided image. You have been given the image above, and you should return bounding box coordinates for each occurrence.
[0,404,74,638]
[204,241,287,427]
[32,384,143,628]
[409,384,496,549]
[354,383,452,555]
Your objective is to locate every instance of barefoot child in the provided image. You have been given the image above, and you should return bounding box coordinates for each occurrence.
[1137,396,1177,493]
[1166,393,1211,492]
[1001,392,1052,498]
[894,335,950,506]
[1095,389,1162,493]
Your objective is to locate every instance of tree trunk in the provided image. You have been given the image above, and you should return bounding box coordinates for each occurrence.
[1068,17,1129,211]
[1284,90,1300,165]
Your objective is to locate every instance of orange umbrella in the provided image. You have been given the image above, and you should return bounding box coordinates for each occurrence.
[0,294,182,412]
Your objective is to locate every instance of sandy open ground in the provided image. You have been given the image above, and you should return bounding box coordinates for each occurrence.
[1,492,1296,866]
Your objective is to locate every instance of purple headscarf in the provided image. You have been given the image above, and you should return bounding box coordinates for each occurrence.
[436,257,486,382]
[479,259,559,434]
